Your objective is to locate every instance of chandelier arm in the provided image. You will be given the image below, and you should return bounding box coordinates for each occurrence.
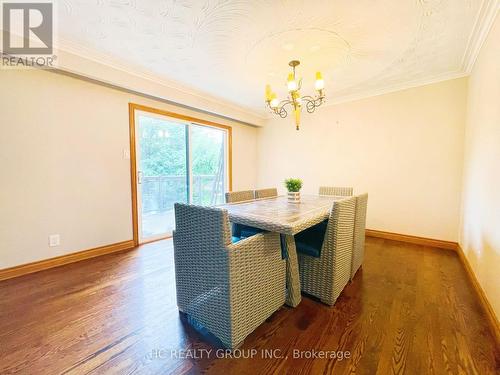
[301,97,315,113]
[305,99,316,113]
[302,95,325,112]
[266,99,292,118]
[267,99,290,111]
[278,99,293,108]
[277,100,292,118]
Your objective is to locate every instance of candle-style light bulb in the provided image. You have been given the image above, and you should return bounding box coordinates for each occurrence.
[315,71,324,91]
[270,93,279,108]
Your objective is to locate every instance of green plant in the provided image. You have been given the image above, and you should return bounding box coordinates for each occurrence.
[284,178,303,192]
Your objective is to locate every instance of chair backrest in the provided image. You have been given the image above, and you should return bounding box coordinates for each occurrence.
[225,190,255,203]
[255,188,278,199]
[174,203,231,247]
[325,196,356,300]
[172,203,232,340]
[319,186,353,196]
[352,193,368,278]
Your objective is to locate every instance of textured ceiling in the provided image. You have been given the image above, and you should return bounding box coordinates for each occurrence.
[57,0,491,114]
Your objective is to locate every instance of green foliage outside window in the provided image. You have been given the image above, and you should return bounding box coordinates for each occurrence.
[139,116,223,177]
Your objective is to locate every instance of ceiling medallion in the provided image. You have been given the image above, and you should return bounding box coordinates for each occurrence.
[265,60,325,130]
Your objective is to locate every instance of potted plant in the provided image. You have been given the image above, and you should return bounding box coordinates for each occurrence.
[285,178,303,203]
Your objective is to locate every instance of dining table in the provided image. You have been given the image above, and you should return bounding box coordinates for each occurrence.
[218,194,346,307]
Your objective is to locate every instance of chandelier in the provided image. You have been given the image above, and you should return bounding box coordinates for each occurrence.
[265,60,325,130]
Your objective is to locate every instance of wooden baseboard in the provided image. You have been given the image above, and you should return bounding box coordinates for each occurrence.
[365,229,458,250]
[456,244,500,345]
[140,235,172,245]
[0,240,136,282]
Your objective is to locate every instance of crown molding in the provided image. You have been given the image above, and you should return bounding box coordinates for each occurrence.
[54,38,267,124]
[462,0,499,73]
[323,70,469,107]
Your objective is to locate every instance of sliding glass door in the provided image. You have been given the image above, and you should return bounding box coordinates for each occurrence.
[191,124,227,206]
[135,110,229,243]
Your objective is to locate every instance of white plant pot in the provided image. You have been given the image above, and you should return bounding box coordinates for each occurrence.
[287,191,301,203]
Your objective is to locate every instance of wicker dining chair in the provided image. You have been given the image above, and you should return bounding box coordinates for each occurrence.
[255,188,278,199]
[225,190,255,203]
[319,186,354,196]
[351,193,368,280]
[296,197,356,305]
[173,203,285,348]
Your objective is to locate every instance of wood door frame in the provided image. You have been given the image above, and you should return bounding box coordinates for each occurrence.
[128,103,233,246]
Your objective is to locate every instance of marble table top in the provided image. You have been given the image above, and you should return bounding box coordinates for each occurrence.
[218,194,346,235]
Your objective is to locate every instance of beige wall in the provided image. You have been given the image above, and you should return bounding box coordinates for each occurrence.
[258,78,468,242]
[460,14,500,319]
[0,69,258,269]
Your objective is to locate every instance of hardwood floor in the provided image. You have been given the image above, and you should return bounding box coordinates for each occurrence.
[0,237,498,374]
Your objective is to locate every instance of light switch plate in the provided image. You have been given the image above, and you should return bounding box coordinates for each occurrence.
[123,149,130,159]
[49,234,60,247]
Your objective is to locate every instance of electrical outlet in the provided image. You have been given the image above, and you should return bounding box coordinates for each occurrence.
[49,234,60,247]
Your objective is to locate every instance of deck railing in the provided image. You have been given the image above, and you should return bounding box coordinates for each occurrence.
[142,175,224,213]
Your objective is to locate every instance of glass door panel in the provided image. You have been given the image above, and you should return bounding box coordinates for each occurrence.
[133,109,229,244]
[190,124,227,206]
[136,113,188,241]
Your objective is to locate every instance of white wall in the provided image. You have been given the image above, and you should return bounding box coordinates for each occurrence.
[0,69,258,269]
[258,78,468,241]
[460,13,500,319]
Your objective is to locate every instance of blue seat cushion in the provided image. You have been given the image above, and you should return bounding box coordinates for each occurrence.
[231,236,242,243]
[232,223,265,238]
[294,220,328,258]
